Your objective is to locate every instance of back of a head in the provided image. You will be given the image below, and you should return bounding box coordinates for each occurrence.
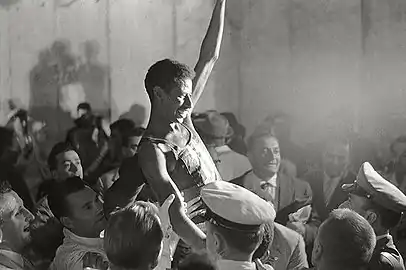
[318,208,376,269]
[104,201,163,270]
[77,102,92,112]
[178,252,217,270]
[47,176,87,220]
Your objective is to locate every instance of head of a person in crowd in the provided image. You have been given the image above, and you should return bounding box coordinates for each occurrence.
[47,142,83,182]
[77,102,92,119]
[247,130,281,179]
[144,59,195,124]
[0,182,34,253]
[340,162,406,236]
[322,137,350,178]
[312,208,376,270]
[178,252,218,270]
[121,127,146,158]
[390,135,406,171]
[104,201,163,270]
[194,111,234,148]
[47,177,106,238]
[202,182,276,263]
[0,127,20,165]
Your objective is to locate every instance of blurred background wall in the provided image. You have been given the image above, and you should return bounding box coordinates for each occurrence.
[1,0,406,148]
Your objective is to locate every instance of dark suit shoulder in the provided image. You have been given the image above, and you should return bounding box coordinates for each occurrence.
[230,170,251,187]
[274,223,301,248]
[302,169,323,184]
[281,173,312,198]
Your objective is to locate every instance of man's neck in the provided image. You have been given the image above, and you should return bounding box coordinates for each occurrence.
[147,110,177,137]
[253,169,276,180]
[221,251,253,262]
[0,242,21,254]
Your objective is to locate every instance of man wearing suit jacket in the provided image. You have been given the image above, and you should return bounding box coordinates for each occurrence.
[254,222,309,270]
[231,129,312,224]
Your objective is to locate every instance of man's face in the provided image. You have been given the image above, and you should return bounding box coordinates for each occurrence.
[64,187,106,238]
[322,142,350,178]
[155,79,193,123]
[77,108,89,119]
[122,135,141,158]
[248,136,281,176]
[0,191,34,251]
[54,150,83,181]
[339,193,369,218]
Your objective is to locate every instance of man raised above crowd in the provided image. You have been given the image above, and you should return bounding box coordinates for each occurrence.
[137,0,226,265]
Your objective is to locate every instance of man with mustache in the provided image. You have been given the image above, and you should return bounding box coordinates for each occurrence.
[138,0,226,266]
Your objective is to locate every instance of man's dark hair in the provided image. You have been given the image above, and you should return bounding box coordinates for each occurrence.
[47,176,87,220]
[178,252,217,270]
[0,127,15,157]
[47,142,76,171]
[110,119,136,136]
[104,201,163,269]
[363,200,402,230]
[246,129,278,152]
[144,59,195,105]
[122,127,146,147]
[211,223,265,255]
[318,208,376,269]
[77,102,92,112]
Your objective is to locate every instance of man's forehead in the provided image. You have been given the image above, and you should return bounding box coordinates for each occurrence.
[0,191,22,215]
[66,187,95,207]
[171,79,192,95]
[254,135,279,148]
[57,150,80,162]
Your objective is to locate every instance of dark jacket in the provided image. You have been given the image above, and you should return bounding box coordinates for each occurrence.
[368,235,405,270]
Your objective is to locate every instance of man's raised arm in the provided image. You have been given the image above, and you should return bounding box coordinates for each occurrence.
[192,0,226,104]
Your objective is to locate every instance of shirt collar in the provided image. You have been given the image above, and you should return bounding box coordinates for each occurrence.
[0,249,24,268]
[217,259,256,270]
[215,145,232,154]
[63,228,104,249]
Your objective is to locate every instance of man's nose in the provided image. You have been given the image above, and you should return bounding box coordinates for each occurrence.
[183,94,192,108]
[70,163,78,173]
[24,208,35,222]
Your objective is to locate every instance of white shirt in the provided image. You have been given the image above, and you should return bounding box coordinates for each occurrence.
[217,260,257,270]
[50,229,107,270]
[243,171,279,209]
[0,249,24,270]
[215,145,251,181]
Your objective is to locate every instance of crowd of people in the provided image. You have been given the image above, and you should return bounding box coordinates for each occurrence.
[1,0,406,269]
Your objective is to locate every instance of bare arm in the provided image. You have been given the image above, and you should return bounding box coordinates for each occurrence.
[138,143,206,250]
[191,0,226,104]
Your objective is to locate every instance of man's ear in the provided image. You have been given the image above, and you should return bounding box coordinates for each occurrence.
[60,217,74,230]
[213,230,227,255]
[365,210,378,225]
[153,86,165,101]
